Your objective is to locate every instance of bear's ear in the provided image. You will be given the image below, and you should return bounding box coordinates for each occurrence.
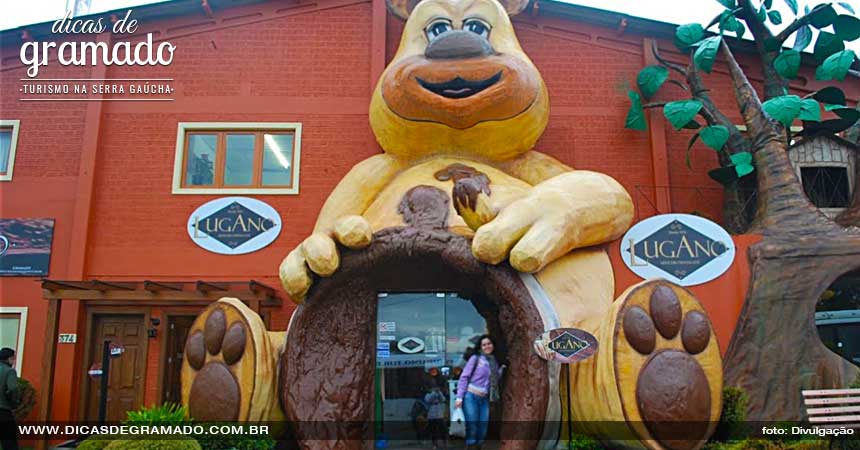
[386,0,422,20]
[497,0,530,16]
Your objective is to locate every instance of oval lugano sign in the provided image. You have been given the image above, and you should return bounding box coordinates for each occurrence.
[187,197,282,255]
[619,213,736,287]
[533,328,598,364]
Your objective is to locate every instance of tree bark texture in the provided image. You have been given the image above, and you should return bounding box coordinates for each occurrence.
[721,170,757,235]
[719,42,860,420]
[723,240,860,420]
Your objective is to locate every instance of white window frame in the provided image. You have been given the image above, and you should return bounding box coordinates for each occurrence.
[172,122,302,195]
[0,307,28,371]
[0,120,21,181]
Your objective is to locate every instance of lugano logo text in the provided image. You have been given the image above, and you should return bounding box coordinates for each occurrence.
[20,10,176,78]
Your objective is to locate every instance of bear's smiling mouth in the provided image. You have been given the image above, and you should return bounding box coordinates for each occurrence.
[416,71,502,99]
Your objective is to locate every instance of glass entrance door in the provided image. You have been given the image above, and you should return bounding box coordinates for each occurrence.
[375,292,487,449]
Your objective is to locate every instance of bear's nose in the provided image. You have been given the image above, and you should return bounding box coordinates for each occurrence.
[425,30,494,59]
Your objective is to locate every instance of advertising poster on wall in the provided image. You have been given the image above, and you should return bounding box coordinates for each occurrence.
[0,218,55,276]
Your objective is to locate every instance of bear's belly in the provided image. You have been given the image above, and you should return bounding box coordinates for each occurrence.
[362,157,532,235]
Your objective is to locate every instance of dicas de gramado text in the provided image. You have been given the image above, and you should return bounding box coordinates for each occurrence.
[20,10,176,78]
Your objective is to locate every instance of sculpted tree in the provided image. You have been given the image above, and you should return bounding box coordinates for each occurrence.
[625,0,860,420]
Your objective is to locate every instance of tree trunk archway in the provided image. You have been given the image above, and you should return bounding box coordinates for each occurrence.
[282,227,551,450]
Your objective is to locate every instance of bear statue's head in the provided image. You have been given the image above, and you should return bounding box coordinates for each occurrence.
[370,0,549,161]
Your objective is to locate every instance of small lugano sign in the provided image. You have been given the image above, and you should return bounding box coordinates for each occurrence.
[187,197,282,255]
[620,213,735,286]
[534,328,598,364]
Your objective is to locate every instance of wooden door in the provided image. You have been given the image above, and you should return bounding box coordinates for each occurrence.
[86,314,147,421]
[162,315,195,404]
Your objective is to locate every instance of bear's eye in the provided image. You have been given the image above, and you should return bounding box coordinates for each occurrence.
[425,20,453,41]
[464,19,490,38]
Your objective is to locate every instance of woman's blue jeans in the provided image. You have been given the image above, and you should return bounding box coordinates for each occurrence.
[463,391,489,445]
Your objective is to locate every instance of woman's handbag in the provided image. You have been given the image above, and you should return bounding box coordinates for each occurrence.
[449,406,466,438]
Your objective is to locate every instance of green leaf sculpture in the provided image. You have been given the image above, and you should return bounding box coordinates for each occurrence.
[809,4,838,29]
[676,23,705,49]
[625,91,647,131]
[811,86,846,106]
[730,152,755,177]
[815,50,857,81]
[798,99,821,122]
[637,65,669,99]
[694,36,722,73]
[718,11,746,38]
[708,166,738,184]
[762,95,802,126]
[735,163,755,177]
[773,50,801,78]
[767,10,783,25]
[800,108,859,135]
[664,99,704,130]
[834,15,860,41]
[700,125,731,151]
[793,25,813,51]
[813,31,845,62]
[837,2,855,14]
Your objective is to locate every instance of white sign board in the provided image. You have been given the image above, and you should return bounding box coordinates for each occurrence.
[620,214,735,286]
[188,197,282,255]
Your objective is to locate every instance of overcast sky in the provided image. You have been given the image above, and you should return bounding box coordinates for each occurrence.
[1,0,858,51]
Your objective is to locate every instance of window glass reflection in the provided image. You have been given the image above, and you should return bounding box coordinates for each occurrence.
[225,134,255,186]
[186,134,216,186]
[262,134,293,186]
[0,130,12,173]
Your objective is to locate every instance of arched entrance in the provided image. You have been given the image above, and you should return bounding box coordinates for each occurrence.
[282,227,555,450]
[815,268,860,369]
[374,291,490,448]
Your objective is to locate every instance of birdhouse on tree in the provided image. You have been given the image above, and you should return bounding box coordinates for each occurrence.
[788,134,858,219]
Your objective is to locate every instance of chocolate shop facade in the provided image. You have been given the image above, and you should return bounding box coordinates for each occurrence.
[1,0,859,449]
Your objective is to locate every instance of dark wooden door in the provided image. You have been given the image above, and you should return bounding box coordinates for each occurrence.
[163,315,195,404]
[86,314,147,421]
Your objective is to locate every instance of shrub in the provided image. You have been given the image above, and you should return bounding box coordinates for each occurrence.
[703,439,829,450]
[103,438,201,450]
[711,386,750,442]
[194,429,275,450]
[78,403,196,449]
[14,378,36,421]
[565,432,603,450]
[124,403,189,425]
[76,435,116,450]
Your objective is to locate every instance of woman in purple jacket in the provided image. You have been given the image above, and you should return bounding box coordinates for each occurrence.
[454,335,505,450]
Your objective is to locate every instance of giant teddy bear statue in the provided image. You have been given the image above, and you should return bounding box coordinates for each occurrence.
[181,0,723,448]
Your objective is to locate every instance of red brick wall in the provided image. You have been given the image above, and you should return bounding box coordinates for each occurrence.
[0,58,93,422]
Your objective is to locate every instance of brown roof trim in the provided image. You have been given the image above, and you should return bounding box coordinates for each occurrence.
[41,278,283,305]
[790,133,860,151]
